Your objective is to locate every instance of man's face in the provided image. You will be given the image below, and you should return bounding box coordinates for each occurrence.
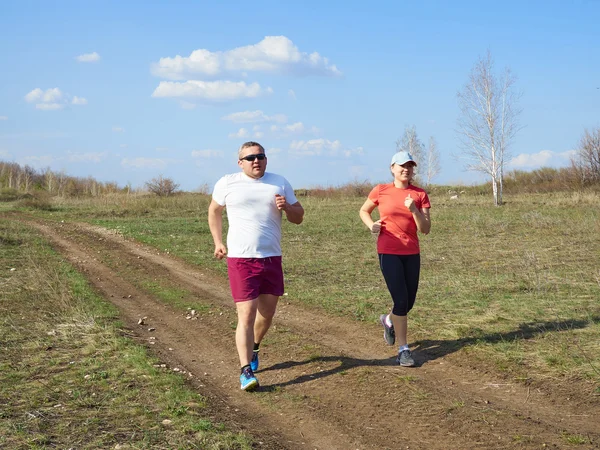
[238,145,267,179]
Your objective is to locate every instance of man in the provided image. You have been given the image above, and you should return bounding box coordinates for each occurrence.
[208,141,304,391]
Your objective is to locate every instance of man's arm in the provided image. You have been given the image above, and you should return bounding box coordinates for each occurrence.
[275,194,304,224]
[208,199,227,258]
[284,201,304,224]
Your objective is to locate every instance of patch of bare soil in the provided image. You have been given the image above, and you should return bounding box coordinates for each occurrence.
[18,214,600,449]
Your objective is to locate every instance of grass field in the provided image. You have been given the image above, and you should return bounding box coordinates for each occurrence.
[2,188,600,446]
[15,189,600,384]
[0,219,252,449]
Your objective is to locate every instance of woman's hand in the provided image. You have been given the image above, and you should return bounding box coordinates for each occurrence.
[371,219,383,235]
[405,194,417,213]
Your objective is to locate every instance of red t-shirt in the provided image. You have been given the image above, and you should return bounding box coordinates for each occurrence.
[368,183,431,255]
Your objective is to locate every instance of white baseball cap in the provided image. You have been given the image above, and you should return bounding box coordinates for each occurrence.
[390,151,417,166]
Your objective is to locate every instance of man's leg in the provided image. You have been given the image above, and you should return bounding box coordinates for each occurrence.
[254,294,279,344]
[235,298,258,367]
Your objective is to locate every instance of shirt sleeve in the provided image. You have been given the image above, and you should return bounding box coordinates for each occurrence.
[212,176,227,206]
[367,184,380,205]
[283,178,299,204]
[420,191,431,209]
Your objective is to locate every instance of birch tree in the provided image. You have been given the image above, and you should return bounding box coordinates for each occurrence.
[396,125,424,164]
[424,136,441,186]
[457,51,522,206]
[396,125,425,184]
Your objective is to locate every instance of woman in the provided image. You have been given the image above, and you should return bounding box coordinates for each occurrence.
[359,151,431,366]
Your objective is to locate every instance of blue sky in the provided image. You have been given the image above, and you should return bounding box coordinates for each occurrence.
[1,0,598,191]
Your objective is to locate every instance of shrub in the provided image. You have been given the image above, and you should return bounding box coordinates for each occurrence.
[0,188,21,202]
[16,191,54,210]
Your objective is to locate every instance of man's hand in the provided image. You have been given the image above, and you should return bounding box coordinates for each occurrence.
[214,244,227,259]
[275,194,287,211]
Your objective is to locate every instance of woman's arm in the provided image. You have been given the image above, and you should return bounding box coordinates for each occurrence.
[359,198,381,233]
[411,207,431,234]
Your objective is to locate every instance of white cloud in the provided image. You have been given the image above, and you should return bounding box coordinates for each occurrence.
[180,101,197,110]
[0,150,11,158]
[76,52,100,63]
[155,147,170,152]
[67,151,107,163]
[289,139,342,156]
[191,149,223,158]
[0,116,7,120]
[121,157,170,169]
[25,87,85,110]
[343,146,364,157]
[72,96,87,105]
[254,131,264,139]
[152,80,270,101]
[36,103,64,111]
[285,122,305,133]
[151,36,342,80]
[222,110,287,124]
[508,150,576,169]
[112,126,125,133]
[25,88,61,103]
[288,89,296,100]
[269,122,320,138]
[21,155,56,167]
[229,128,249,139]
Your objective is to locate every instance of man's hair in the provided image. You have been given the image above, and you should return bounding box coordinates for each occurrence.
[238,141,265,158]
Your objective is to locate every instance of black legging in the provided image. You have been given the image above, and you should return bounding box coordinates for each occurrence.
[378,253,421,317]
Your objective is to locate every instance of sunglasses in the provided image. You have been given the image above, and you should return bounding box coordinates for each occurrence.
[239,153,266,162]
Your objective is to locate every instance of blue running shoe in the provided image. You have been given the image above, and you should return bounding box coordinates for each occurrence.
[250,351,259,371]
[240,367,259,391]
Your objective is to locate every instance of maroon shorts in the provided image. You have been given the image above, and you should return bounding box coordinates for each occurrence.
[227,256,284,302]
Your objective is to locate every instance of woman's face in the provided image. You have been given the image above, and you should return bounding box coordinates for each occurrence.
[391,162,416,182]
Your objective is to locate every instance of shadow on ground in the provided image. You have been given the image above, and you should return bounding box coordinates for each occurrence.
[258,354,396,391]
[258,316,600,390]
[413,315,600,364]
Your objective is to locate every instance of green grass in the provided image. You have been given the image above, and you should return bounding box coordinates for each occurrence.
[5,189,600,388]
[0,219,252,449]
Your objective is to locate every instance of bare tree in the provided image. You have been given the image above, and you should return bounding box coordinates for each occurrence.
[424,136,441,186]
[396,125,425,164]
[457,51,522,206]
[43,167,55,194]
[145,175,180,197]
[396,125,425,184]
[572,127,600,185]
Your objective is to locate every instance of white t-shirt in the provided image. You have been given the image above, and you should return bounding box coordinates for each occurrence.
[212,172,299,258]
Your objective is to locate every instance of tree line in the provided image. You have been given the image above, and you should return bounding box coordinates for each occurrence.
[0,162,127,197]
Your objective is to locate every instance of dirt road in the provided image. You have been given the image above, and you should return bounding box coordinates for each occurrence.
[20,215,600,449]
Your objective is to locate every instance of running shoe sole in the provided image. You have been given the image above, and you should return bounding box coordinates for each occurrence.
[379,314,395,345]
[240,375,259,391]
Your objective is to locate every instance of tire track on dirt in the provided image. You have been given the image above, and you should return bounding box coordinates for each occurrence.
[22,216,600,449]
